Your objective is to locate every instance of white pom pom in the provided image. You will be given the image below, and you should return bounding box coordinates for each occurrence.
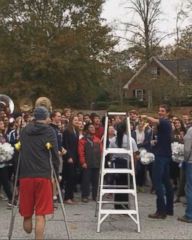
[171,142,184,163]
[140,151,155,165]
[0,143,14,163]
[140,148,147,158]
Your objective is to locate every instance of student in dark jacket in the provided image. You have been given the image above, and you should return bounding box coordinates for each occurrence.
[50,111,63,152]
[19,106,60,240]
[50,110,67,206]
[78,123,102,202]
[141,105,174,219]
[50,110,67,171]
[62,115,79,204]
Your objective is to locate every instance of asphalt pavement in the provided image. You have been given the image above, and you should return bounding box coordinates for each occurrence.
[0,188,191,240]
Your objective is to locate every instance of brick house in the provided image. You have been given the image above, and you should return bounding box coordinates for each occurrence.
[123,56,192,104]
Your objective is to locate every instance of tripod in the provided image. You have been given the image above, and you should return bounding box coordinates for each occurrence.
[8,143,21,240]
[7,142,71,240]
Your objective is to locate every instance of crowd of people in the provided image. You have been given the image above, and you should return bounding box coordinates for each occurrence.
[0,104,192,238]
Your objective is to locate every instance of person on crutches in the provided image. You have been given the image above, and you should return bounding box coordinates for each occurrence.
[18,106,60,240]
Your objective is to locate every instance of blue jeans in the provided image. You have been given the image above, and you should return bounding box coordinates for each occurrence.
[185,162,192,220]
[152,156,174,214]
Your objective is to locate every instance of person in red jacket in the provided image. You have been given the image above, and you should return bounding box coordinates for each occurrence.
[78,123,102,203]
[91,114,104,140]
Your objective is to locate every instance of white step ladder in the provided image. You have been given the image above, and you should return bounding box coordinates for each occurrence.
[96,112,141,233]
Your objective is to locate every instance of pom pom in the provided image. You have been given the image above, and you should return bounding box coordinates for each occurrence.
[140,148,155,165]
[0,143,14,163]
[171,142,184,163]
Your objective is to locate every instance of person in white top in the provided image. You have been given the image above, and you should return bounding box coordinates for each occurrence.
[109,121,139,209]
[108,125,116,144]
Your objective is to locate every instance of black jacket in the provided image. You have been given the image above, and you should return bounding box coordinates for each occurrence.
[50,123,63,151]
[62,128,79,164]
[19,122,60,179]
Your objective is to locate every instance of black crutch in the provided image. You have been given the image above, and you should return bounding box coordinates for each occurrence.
[46,143,71,240]
[8,142,21,240]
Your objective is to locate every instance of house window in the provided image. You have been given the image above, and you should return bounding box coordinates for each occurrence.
[150,67,160,78]
[151,67,157,75]
[181,67,189,79]
[133,89,144,101]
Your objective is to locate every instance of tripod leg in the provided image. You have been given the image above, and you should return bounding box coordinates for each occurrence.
[8,204,19,240]
[48,150,71,240]
[8,154,21,240]
[54,172,72,240]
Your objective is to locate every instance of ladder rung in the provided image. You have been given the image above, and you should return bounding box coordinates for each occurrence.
[100,209,137,215]
[105,148,131,155]
[102,185,130,188]
[101,189,135,195]
[107,112,127,116]
[103,169,133,174]
[97,201,129,204]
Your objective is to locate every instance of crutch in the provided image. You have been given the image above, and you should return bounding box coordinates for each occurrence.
[8,142,21,240]
[46,143,71,240]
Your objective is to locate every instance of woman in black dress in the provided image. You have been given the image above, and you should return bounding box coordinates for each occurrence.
[62,115,79,204]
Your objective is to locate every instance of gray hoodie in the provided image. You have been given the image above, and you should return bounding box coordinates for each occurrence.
[19,121,60,179]
[184,126,192,163]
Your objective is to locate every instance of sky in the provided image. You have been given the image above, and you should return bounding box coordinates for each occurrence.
[102,0,191,50]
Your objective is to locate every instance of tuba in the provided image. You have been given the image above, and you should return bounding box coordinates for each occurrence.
[35,97,52,112]
[19,98,33,113]
[0,94,14,115]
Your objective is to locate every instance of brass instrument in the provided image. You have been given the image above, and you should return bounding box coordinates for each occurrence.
[0,94,14,114]
[35,97,52,112]
[19,98,33,113]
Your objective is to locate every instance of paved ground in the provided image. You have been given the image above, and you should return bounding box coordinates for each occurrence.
[0,189,191,240]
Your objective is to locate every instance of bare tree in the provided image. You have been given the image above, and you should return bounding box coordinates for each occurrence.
[123,0,162,62]
[175,2,188,82]
[121,0,163,109]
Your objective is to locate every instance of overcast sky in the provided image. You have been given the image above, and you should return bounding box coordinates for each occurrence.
[102,0,190,50]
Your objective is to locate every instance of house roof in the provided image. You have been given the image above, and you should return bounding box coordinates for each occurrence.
[123,57,192,89]
[159,59,192,80]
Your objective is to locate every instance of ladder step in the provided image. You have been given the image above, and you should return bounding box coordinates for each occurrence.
[105,148,131,155]
[97,201,129,204]
[102,185,130,188]
[101,189,135,195]
[103,169,133,174]
[100,209,137,215]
